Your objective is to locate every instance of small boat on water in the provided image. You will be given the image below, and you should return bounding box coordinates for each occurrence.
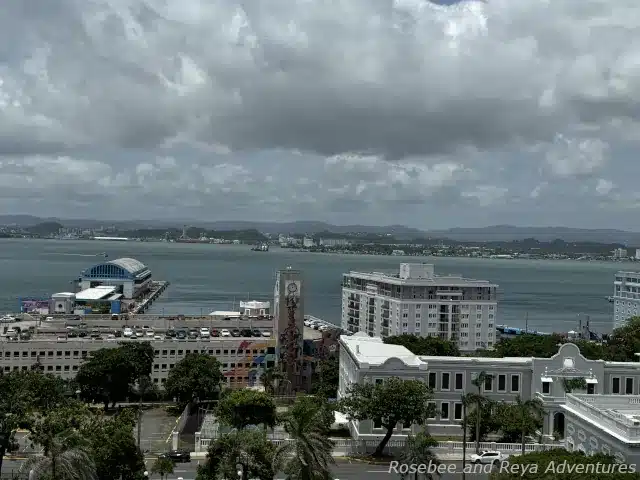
[251,243,269,252]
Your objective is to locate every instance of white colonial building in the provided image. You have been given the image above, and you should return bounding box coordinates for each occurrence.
[339,332,640,463]
[341,263,498,351]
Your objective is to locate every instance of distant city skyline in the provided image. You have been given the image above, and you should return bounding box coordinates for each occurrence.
[1,1,637,230]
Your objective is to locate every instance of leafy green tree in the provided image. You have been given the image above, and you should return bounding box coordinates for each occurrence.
[151,457,174,480]
[491,334,565,358]
[273,395,335,480]
[338,377,435,457]
[75,342,155,411]
[215,389,277,430]
[384,334,460,356]
[398,432,440,480]
[82,408,146,480]
[602,317,640,361]
[0,371,68,473]
[206,430,275,480]
[501,397,544,454]
[287,395,334,434]
[465,400,500,443]
[489,448,640,479]
[311,356,339,398]
[20,406,96,480]
[165,353,223,404]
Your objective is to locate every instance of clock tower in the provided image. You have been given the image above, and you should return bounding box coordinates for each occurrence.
[273,266,305,392]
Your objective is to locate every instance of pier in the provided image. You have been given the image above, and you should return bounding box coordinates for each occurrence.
[131,281,170,314]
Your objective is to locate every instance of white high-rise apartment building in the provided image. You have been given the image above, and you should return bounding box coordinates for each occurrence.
[613,271,640,329]
[341,263,498,351]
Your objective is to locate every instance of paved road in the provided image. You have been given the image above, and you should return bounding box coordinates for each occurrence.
[3,458,492,480]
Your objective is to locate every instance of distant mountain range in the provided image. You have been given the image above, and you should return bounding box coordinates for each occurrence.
[2,215,640,245]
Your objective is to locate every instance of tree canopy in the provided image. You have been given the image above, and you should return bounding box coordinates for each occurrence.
[311,356,339,399]
[164,353,223,404]
[75,342,154,409]
[215,389,277,430]
[0,370,69,472]
[338,377,434,457]
[489,449,640,479]
[384,334,461,356]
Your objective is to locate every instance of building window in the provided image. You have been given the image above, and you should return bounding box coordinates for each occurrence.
[587,383,595,395]
[483,375,493,392]
[626,377,634,395]
[454,403,463,421]
[402,420,412,429]
[441,373,450,390]
[511,375,520,393]
[375,378,383,385]
[373,419,382,429]
[454,373,464,390]
[497,375,506,392]
[428,372,437,389]
[427,402,437,419]
[440,402,449,420]
[612,377,621,394]
[542,382,551,394]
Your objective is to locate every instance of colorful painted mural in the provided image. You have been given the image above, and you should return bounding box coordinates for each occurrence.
[224,339,277,387]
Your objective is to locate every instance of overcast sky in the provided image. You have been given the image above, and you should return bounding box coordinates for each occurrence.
[1,0,639,230]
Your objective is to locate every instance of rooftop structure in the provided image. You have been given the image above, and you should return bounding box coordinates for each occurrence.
[83,257,149,280]
[342,263,498,351]
[78,257,152,300]
[340,332,427,368]
[75,286,117,301]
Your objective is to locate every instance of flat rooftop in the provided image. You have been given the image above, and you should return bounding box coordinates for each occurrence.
[341,332,426,367]
[75,286,117,301]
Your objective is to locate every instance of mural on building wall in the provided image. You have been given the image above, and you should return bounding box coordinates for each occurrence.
[19,298,50,314]
[224,339,277,387]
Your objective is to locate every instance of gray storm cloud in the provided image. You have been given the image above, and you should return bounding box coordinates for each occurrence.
[0,0,639,226]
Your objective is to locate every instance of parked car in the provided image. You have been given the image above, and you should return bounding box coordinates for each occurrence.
[211,329,220,337]
[470,451,504,465]
[240,329,252,337]
[200,327,210,337]
[231,329,241,337]
[261,330,271,337]
[158,450,191,462]
[221,329,231,337]
[252,329,262,337]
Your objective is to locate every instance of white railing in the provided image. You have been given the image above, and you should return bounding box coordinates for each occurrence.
[195,435,563,455]
[566,394,640,440]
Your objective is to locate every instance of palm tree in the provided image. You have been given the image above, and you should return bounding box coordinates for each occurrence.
[398,432,440,480]
[151,457,174,480]
[19,435,96,480]
[512,396,545,455]
[460,393,476,480]
[471,371,492,454]
[273,397,335,480]
[261,367,284,395]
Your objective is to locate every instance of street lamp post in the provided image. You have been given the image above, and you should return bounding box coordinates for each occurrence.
[236,463,243,480]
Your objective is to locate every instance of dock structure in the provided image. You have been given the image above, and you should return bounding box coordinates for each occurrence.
[131,281,170,314]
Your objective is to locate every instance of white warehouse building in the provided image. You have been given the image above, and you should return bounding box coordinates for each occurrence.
[339,332,640,464]
[341,263,498,352]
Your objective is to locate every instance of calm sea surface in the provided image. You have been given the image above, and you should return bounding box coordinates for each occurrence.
[0,239,628,333]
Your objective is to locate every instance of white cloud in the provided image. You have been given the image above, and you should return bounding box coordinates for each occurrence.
[1,0,640,228]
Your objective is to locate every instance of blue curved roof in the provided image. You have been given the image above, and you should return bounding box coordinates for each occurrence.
[82,257,150,280]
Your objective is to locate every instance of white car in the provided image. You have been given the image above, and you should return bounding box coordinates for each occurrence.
[200,327,210,337]
[220,329,231,337]
[45,316,54,322]
[145,330,154,337]
[261,331,271,337]
[470,451,504,465]
[123,327,133,337]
